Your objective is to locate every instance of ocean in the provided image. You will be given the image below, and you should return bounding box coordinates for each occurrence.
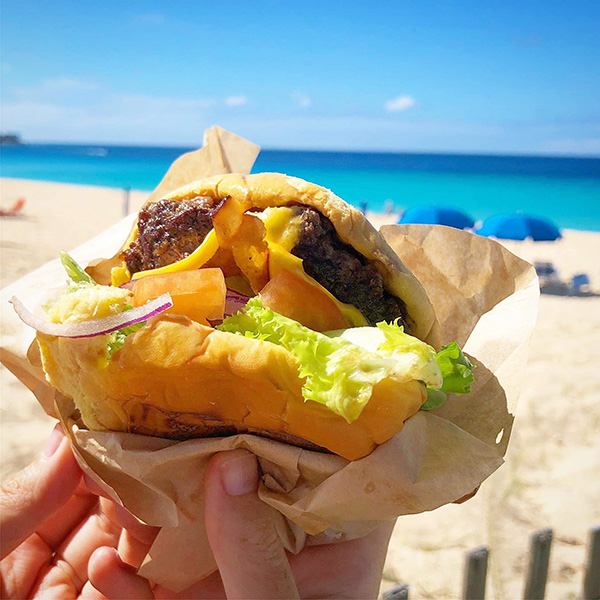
[2,144,599,231]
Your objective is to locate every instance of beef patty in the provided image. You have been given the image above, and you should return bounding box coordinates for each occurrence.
[122,200,406,326]
[121,197,215,273]
[291,208,406,327]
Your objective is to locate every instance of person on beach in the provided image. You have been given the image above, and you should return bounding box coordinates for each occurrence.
[0,424,393,599]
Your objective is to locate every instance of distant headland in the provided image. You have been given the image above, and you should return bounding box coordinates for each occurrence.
[0,133,24,146]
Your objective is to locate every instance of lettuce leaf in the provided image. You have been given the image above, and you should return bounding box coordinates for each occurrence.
[60,251,97,286]
[335,322,442,387]
[420,342,475,410]
[436,342,475,394]
[106,305,146,358]
[219,299,476,419]
[218,298,397,423]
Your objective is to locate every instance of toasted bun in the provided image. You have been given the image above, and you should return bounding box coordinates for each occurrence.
[43,173,438,460]
[38,315,426,460]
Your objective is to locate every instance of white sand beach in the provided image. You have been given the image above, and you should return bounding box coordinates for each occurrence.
[1,178,599,599]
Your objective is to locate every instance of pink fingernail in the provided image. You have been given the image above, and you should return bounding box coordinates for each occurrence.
[43,424,64,457]
[219,452,258,496]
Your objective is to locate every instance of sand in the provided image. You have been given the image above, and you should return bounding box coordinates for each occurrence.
[2,178,599,599]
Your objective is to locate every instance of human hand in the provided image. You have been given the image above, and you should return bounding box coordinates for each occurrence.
[89,449,394,599]
[0,424,157,599]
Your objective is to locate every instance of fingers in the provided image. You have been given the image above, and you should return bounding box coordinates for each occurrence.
[36,480,98,550]
[0,424,82,559]
[205,450,299,600]
[29,497,122,595]
[118,528,156,569]
[89,546,155,600]
[84,473,160,566]
[290,520,395,599]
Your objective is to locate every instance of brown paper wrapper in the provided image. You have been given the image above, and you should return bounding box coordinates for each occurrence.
[0,131,539,591]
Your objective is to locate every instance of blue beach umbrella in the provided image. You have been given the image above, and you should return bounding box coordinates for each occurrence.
[476,213,561,241]
[398,206,475,230]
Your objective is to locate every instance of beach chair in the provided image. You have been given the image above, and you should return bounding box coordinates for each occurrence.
[535,261,571,295]
[570,273,590,294]
[0,197,25,217]
[534,261,559,281]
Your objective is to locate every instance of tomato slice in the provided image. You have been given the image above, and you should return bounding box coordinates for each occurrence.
[259,269,349,332]
[132,269,226,325]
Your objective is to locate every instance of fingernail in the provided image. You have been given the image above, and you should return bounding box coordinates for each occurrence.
[219,451,258,496]
[43,423,64,458]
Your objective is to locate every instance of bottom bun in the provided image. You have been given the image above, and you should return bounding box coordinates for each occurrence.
[38,315,426,460]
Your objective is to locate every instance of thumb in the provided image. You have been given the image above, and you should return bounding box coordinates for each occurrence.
[0,423,82,558]
[205,450,299,599]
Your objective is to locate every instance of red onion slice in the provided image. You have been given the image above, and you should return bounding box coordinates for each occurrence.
[224,288,250,316]
[10,293,173,339]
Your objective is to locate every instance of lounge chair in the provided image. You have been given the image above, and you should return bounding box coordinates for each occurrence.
[534,261,559,280]
[571,273,591,294]
[0,197,25,217]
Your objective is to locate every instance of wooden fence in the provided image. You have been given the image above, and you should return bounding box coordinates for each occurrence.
[383,525,600,600]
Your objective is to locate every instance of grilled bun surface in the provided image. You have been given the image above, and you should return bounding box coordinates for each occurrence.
[39,173,439,460]
[38,315,426,460]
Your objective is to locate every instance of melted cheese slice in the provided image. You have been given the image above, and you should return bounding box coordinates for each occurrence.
[257,207,368,327]
[111,225,138,286]
[129,229,220,281]
[112,205,369,328]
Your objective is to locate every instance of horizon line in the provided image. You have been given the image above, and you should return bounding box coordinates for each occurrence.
[5,139,600,161]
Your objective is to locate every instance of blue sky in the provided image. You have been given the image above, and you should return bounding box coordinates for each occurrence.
[2,0,599,155]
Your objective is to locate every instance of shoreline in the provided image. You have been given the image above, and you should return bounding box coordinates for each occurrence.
[1,177,599,599]
[2,175,600,232]
[3,176,600,235]
[2,177,600,293]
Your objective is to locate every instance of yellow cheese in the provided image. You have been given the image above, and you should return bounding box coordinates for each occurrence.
[115,205,369,328]
[110,225,139,286]
[257,206,304,251]
[258,207,368,327]
[131,229,219,281]
[111,266,132,287]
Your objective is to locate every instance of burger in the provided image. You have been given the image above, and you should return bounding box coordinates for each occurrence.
[12,173,473,460]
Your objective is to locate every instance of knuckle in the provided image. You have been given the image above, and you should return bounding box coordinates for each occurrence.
[92,511,121,540]
[0,465,37,511]
[239,513,285,565]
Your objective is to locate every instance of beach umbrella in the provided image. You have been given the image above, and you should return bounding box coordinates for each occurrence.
[476,213,561,241]
[398,206,475,229]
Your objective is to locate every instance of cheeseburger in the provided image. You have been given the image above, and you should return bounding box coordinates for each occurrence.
[12,173,473,460]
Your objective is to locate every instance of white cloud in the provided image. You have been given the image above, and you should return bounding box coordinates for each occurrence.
[384,95,416,112]
[291,91,311,108]
[224,96,248,107]
[1,91,218,144]
[12,77,100,101]
[543,138,600,155]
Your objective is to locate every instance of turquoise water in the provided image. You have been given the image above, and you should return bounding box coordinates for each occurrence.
[2,144,599,230]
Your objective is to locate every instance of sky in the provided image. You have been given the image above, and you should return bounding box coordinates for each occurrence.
[2,0,600,155]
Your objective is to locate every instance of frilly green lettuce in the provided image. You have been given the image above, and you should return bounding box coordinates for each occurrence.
[338,321,443,388]
[220,299,475,421]
[421,343,475,410]
[436,342,475,394]
[218,297,398,422]
[60,251,97,287]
